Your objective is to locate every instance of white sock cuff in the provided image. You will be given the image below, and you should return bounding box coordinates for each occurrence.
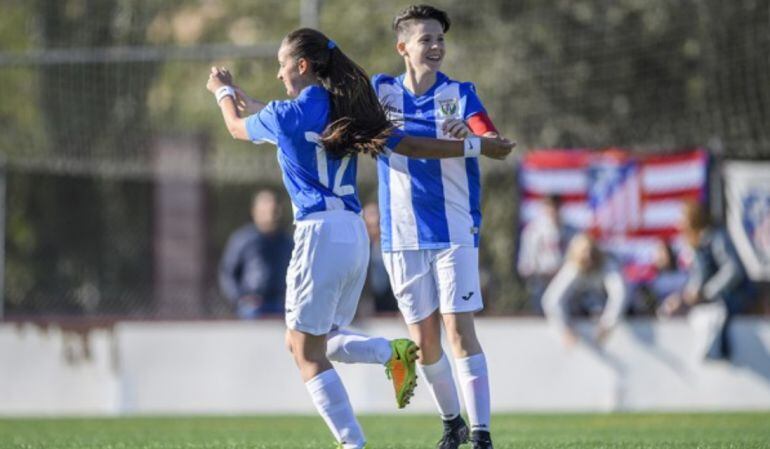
[305,368,341,395]
[455,353,487,376]
[420,352,452,377]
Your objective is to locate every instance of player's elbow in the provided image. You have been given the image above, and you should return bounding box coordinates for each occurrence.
[226,125,243,140]
[225,119,249,141]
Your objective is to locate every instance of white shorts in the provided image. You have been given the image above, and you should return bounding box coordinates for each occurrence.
[285,210,369,336]
[383,246,483,324]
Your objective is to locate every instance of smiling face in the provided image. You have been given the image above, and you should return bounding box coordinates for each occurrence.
[397,19,445,75]
[276,40,312,97]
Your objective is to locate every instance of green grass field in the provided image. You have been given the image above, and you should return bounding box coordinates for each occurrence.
[2,413,769,448]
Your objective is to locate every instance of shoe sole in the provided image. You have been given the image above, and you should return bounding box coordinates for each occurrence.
[393,340,419,409]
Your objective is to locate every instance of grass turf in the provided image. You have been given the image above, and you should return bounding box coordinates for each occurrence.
[1,413,769,448]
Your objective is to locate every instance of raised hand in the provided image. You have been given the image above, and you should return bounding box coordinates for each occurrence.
[206,66,233,93]
[217,66,233,85]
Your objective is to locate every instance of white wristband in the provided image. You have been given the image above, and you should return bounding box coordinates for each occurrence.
[215,85,235,104]
[463,136,481,158]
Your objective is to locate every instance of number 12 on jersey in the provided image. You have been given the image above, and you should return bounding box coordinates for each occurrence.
[305,131,355,196]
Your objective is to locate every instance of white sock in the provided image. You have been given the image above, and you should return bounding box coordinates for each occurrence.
[455,353,491,432]
[327,328,393,365]
[305,369,366,449]
[418,352,461,420]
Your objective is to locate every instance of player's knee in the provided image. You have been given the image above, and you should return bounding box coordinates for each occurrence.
[414,331,440,351]
[444,327,461,346]
[445,316,481,354]
[445,329,467,350]
[412,334,441,364]
[294,342,327,365]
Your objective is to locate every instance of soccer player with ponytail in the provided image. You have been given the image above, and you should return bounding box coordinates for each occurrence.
[207,28,513,449]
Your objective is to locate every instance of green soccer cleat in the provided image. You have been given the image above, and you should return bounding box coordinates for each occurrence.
[384,338,419,409]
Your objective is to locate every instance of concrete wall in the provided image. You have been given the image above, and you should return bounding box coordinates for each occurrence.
[1,318,769,415]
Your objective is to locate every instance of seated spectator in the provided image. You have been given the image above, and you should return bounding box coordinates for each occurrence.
[218,190,293,319]
[629,238,689,314]
[517,194,577,314]
[658,201,755,360]
[361,202,398,313]
[543,233,628,347]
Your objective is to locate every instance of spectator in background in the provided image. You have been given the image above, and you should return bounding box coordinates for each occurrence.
[518,194,577,314]
[219,189,293,319]
[362,202,398,313]
[543,233,628,347]
[659,201,755,360]
[629,238,689,314]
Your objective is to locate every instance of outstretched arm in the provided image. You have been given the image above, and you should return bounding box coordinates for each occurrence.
[393,135,516,160]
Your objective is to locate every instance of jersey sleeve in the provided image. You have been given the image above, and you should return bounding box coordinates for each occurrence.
[461,82,488,120]
[467,113,498,135]
[381,128,405,157]
[245,100,300,145]
[370,73,387,94]
[245,102,281,144]
[461,82,498,134]
[373,73,401,157]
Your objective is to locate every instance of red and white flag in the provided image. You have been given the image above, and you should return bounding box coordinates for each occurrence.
[518,148,709,274]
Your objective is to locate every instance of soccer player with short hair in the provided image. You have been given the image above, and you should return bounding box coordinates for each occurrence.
[207,27,512,449]
[372,5,500,449]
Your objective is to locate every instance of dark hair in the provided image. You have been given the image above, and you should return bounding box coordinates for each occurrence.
[283,28,392,158]
[393,4,451,36]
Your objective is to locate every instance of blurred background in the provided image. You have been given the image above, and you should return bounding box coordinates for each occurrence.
[0,0,769,415]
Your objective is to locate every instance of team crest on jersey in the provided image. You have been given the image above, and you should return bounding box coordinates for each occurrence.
[438,98,460,118]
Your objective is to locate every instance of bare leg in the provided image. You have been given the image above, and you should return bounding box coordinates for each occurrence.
[287,328,365,448]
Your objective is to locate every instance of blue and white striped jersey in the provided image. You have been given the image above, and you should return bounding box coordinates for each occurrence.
[373,72,487,251]
[245,85,362,221]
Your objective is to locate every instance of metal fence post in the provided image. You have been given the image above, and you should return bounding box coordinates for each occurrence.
[300,0,323,29]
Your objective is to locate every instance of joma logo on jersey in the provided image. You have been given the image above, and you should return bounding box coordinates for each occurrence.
[438,98,459,117]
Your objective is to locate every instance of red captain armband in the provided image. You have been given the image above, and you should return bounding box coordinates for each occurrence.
[467,113,498,136]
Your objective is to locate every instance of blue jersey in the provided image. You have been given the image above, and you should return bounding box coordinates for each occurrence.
[245,85,361,220]
[373,72,487,251]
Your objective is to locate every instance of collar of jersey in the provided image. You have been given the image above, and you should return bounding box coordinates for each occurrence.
[396,71,449,102]
[297,84,328,100]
